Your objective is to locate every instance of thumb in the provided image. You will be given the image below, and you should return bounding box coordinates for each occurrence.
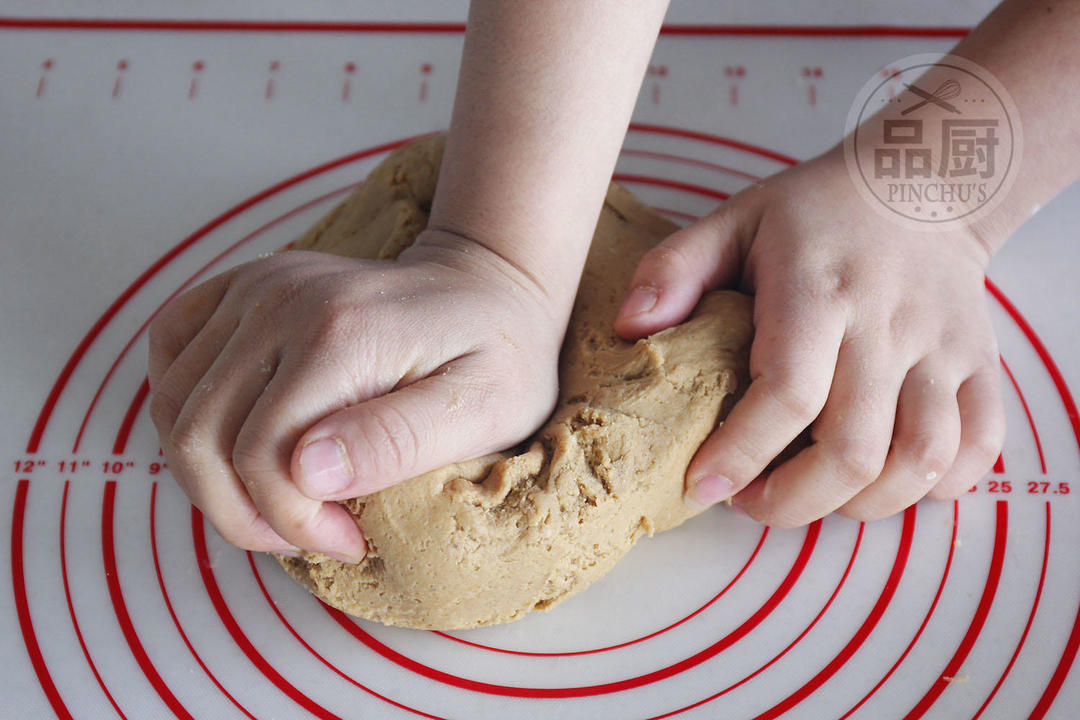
[292,370,485,500]
[614,202,747,340]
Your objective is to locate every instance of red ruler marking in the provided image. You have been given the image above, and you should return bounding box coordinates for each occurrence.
[101,481,195,720]
[149,484,259,720]
[1000,355,1048,474]
[112,378,148,455]
[435,525,770,657]
[0,18,970,38]
[749,505,918,720]
[191,510,344,720]
[986,278,1080,718]
[324,521,821,698]
[11,479,75,720]
[629,123,799,165]
[247,552,449,720]
[902,500,1008,719]
[654,207,701,223]
[613,174,729,201]
[648,521,866,719]
[620,147,763,183]
[60,480,127,718]
[972,502,1051,719]
[838,500,959,719]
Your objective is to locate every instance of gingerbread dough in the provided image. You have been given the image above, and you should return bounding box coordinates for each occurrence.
[277,135,754,630]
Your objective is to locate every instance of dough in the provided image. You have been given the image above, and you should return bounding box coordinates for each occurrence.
[276,134,754,630]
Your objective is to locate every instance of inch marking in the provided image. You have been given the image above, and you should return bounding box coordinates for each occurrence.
[419,62,431,103]
[36,57,52,98]
[724,64,745,106]
[112,59,127,99]
[265,60,279,100]
[188,60,203,100]
[342,62,355,102]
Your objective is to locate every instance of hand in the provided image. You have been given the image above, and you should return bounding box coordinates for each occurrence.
[148,231,563,561]
[614,149,1005,526]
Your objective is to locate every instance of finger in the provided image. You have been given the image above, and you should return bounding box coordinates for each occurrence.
[928,366,1005,499]
[614,202,749,340]
[162,338,297,554]
[838,360,961,521]
[292,360,496,500]
[148,270,235,388]
[684,287,845,508]
[730,337,900,527]
[232,359,371,562]
[148,313,238,439]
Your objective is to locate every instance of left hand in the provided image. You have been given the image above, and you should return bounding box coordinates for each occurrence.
[614,148,1005,526]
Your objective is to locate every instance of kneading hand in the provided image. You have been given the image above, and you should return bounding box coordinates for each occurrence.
[615,149,1005,526]
[148,232,563,561]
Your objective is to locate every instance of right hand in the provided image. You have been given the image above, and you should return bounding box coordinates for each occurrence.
[148,230,565,562]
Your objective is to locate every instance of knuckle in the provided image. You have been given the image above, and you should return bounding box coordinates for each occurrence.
[362,403,421,477]
[168,413,208,457]
[900,432,953,478]
[713,432,766,481]
[232,442,272,480]
[761,372,823,422]
[266,504,321,544]
[643,242,694,278]
[826,438,885,491]
[309,301,372,354]
[215,511,279,552]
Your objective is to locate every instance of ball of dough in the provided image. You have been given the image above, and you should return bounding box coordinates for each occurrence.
[276,135,754,630]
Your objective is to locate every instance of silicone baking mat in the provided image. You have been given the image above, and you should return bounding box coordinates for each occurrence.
[2,5,1079,719]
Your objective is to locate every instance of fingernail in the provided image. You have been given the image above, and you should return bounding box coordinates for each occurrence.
[325,550,365,564]
[687,474,735,508]
[299,437,353,498]
[619,286,659,320]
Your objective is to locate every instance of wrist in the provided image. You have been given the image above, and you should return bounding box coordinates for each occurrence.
[405,228,575,326]
[819,143,1005,268]
[816,143,1002,269]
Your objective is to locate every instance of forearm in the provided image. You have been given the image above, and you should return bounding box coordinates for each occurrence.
[954,0,1080,250]
[424,0,669,316]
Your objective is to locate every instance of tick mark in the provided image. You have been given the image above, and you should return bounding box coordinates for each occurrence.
[801,65,823,107]
[36,58,53,98]
[266,60,279,100]
[343,62,356,102]
[112,59,128,99]
[646,64,667,106]
[724,65,745,106]
[189,60,204,100]
[419,62,432,102]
